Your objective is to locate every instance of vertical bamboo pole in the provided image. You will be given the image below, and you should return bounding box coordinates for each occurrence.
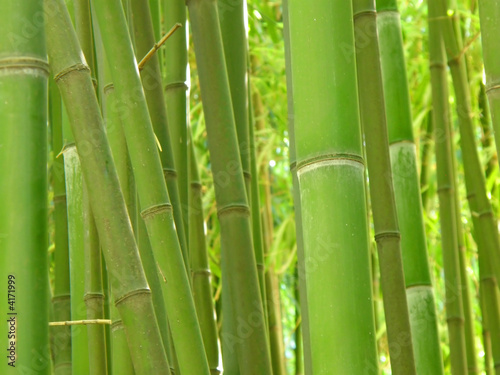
[287,0,379,372]
[0,2,49,373]
[187,0,273,373]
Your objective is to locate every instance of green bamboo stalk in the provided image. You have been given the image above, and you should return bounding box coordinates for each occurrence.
[353,1,420,373]
[434,2,500,371]
[219,0,251,195]
[0,2,49,373]
[90,0,210,372]
[163,0,189,238]
[282,1,313,371]
[131,0,189,270]
[287,0,379,372]
[420,111,434,210]
[45,0,172,372]
[188,136,221,374]
[376,1,445,373]
[428,2,469,373]
[50,79,72,375]
[74,1,109,372]
[478,0,500,156]
[187,0,272,373]
[83,188,108,375]
[248,75,268,316]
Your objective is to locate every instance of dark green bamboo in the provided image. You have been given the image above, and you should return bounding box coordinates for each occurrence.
[45,0,171,372]
[282,1,313,371]
[90,0,210,372]
[187,0,272,373]
[376,1,445,373]
[353,1,421,373]
[188,136,221,374]
[0,3,49,373]
[428,2,469,373]
[420,111,434,210]
[434,2,500,372]
[287,0,379,372]
[478,0,500,156]
[50,79,72,375]
[131,0,189,270]
[163,0,189,238]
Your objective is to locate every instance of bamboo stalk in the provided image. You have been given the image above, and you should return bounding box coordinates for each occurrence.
[0,2,50,373]
[287,0,379,372]
[90,0,210,372]
[187,0,273,373]
[434,1,500,371]
[163,0,190,239]
[376,1,445,373]
[188,136,221,374]
[131,0,189,271]
[45,0,171,372]
[353,1,420,373]
[50,79,72,375]
[478,0,500,156]
[428,2,469,373]
[282,1,313,372]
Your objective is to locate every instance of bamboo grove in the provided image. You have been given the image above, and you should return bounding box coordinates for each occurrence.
[2,0,500,374]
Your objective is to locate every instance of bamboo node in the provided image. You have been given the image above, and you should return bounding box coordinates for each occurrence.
[353,10,376,20]
[217,204,250,218]
[49,319,111,326]
[83,292,105,302]
[165,81,189,92]
[114,288,151,307]
[111,319,124,332]
[103,83,115,95]
[0,57,49,76]
[297,154,365,177]
[140,203,173,220]
[53,194,67,204]
[163,168,178,179]
[192,268,212,277]
[53,63,90,83]
[374,231,400,242]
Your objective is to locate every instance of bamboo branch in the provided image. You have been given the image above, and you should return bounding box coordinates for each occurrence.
[50,319,112,326]
[138,23,181,71]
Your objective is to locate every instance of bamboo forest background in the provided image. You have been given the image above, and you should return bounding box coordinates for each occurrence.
[2,0,500,374]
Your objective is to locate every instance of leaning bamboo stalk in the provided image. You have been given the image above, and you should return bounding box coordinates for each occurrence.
[188,136,221,374]
[50,79,72,375]
[0,3,50,372]
[376,1,445,373]
[287,0,379,372]
[131,0,189,269]
[434,0,500,370]
[45,0,171,372]
[353,1,420,373]
[90,0,210,373]
[187,0,273,373]
[428,2,469,373]
[478,0,500,156]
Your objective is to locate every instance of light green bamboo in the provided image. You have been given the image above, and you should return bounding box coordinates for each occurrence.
[353,1,421,373]
[282,1,313,371]
[478,0,500,156]
[131,0,189,270]
[287,0,379,372]
[376,1,445,373]
[187,0,272,373]
[90,0,210,373]
[163,0,189,238]
[428,2,469,373]
[50,79,72,375]
[0,2,49,373]
[45,0,171,372]
[188,136,221,374]
[434,2,500,372]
